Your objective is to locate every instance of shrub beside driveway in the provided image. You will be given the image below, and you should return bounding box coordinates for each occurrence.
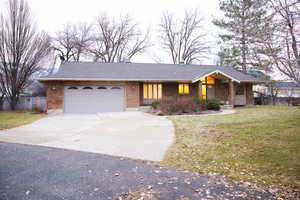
[163,106,300,194]
[0,111,44,130]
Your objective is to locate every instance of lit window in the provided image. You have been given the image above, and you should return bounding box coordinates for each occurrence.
[206,76,215,84]
[178,83,189,94]
[143,83,162,100]
[202,85,207,100]
[158,84,162,99]
[201,76,215,100]
[143,84,148,99]
[148,84,153,99]
[202,76,215,84]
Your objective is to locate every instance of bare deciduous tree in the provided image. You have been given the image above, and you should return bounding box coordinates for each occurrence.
[159,9,209,64]
[72,23,93,61]
[53,24,75,61]
[53,23,92,62]
[88,14,149,63]
[267,0,300,85]
[0,0,51,110]
[0,79,5,110]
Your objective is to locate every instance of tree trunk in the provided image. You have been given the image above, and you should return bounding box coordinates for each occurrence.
[0,100,3,111]
[242,38,247,72]
[9,96,19,111]
[0,95,4,110]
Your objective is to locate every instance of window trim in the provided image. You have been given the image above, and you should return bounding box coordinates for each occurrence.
[97,86,107,90]
[235,85,245,95]
[67,86,79,90]
[143,83,162,100]
[111,86,121,90]
[82,86,93,90]
[178,83,190,95]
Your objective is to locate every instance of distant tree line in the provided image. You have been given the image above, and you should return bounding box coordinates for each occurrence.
[52,10,209,64]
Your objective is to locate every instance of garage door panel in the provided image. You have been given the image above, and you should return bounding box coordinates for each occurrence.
[64,86,124,113]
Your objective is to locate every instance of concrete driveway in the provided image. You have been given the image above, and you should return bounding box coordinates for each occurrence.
[0,112,174,161]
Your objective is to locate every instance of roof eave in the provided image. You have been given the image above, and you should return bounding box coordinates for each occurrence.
[37,77,193,82]
[240,80,266,83]
[192,70,241,83]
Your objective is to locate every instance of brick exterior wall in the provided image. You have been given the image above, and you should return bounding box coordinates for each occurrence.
[44,80,254,112]
[125,82,140,107]
[44,81,140,111]
[162,82,198,100]
[45,81,64,110]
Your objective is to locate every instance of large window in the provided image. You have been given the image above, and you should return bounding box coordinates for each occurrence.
[201,76,215,100]
[178,83,189,94]
[235,85,244,95]
[143,83,162,100]
[202,85,207,100]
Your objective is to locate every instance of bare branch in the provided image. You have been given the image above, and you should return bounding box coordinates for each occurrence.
[266,0,300,84]
[52,23,92,62]
[0,0,51,110]
[88,14,150,63]
[159,9,209,64]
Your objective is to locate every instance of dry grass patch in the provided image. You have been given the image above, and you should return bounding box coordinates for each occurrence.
[0,111,44,130]
[163,106,300,191]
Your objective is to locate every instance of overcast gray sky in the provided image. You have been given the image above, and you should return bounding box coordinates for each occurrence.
[0,0,223,64]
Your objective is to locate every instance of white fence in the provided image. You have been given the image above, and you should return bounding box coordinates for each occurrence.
[2,96,47,112]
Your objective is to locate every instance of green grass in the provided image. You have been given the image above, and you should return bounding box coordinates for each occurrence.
[0,111,44,130]
[163,106,300,188]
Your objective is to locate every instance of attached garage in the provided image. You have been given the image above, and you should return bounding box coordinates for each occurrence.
[64,86,125,113]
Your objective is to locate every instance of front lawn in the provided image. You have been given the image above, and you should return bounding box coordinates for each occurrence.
[163,106,300,190]
[0,111,44,130]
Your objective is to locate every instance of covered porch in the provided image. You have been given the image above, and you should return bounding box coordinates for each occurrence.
[140,71,254,106]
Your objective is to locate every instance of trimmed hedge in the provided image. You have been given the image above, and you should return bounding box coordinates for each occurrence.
[155,97,206,115]
[206,99,221,111]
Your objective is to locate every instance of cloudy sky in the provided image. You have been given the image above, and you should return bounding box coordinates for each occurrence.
[0,0,223,64]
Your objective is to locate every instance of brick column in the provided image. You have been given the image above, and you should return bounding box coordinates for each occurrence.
[46,81,64,110]
[126,82,140,108]
[229,80,235,105]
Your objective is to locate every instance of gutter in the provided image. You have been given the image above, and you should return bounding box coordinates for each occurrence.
[36,78,193,83]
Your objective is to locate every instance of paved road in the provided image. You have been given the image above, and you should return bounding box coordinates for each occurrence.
[0,112,174,161]
[0,142,275,200]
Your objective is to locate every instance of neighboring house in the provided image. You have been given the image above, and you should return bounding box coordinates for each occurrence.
[2,93,44,111]
[253,81,300,105]
[253,81,300,98]
[2,81,47,111]
[1,66,53,111]
[273,81,300,98]
[38,62,262,114]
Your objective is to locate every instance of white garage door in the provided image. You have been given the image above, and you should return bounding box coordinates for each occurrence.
[64,86,125,113]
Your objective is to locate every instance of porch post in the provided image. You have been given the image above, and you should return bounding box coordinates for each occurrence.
[229,80,235,105]
[198,81,202,100]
